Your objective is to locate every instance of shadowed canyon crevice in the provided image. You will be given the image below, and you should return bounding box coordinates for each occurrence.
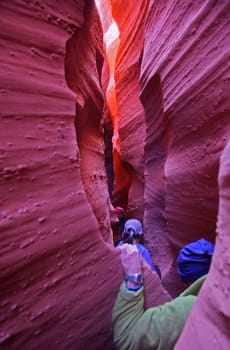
[0,0,230,349]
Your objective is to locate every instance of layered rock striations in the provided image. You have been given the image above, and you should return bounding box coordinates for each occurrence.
[0,1,119,349]
[1,0,230,349]
[0,1,170,349]
[110,0,150,219]
[109,0,230,345]
[140,0,230,292]
[65,0,114,244]
[175,140,230,349]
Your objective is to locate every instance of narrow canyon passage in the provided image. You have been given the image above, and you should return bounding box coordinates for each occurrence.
[0,1,230,349]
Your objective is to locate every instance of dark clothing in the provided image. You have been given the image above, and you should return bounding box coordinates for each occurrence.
[118,218,125,239]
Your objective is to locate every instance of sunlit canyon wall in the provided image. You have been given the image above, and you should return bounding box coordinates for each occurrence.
[0,0,230,349]
[109,0,150,220]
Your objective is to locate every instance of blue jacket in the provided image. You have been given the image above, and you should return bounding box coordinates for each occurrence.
[118,241,158,274]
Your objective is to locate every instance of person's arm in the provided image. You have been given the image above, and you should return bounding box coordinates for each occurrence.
[112,284,197,350]
[179,274,207,297]
[112,244,144,349]
[112,282,145,350]
[112,245,199,350]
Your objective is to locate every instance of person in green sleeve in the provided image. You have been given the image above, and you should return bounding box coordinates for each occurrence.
[112,244,206,350]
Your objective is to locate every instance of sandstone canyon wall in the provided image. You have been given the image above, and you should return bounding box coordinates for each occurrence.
[141,0,230,293]
[1,0,230,349]
[111,0,230,347]
[0,1,119,349]
[0,1,170,349]
[108,0,230,295]
[143,3,230,347]
[110,0,150,220]
[176,140,230,350]
[142,0,229,243]
[65,0,113,244]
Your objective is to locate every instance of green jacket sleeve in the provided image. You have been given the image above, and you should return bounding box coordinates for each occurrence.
[112,278,205,350]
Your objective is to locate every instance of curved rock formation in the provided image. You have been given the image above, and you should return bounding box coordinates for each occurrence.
[175,140,230,349]
[140,0,230,294]
[0,1,118,349]
[110,0,150,219]
[1,0,230,348]
[65,0,114,244]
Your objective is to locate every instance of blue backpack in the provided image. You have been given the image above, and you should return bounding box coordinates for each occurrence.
[177,238,215,282]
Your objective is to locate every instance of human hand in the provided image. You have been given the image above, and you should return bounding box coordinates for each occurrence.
[118,244,142,275]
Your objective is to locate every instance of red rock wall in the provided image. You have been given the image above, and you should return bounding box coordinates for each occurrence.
[109,0,230,345]
[111,0,230,291]
[0,1,170,349]
[65,0,114,244]
[141,0,230,293]
[1,0,230,348]
[0,1,119,349]
[140,2,230,344]
[108,0,230,344]
[110,0,150,219]
[175,140,230,349]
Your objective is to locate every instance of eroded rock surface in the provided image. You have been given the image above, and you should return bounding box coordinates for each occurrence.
[1,0,230,349]
[175,140,230,349]
[65,0,114,244]
[110,0,150,219]
[140,0,230,294]
[0,1,118,349]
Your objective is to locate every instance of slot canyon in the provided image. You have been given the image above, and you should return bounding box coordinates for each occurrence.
[0,0,230,349]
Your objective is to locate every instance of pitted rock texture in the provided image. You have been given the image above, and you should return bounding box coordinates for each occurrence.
[0,1,170,349]
[0,1,118,349]
[140,0,230,294]
[175,140,230,349]
[65,0,114,244]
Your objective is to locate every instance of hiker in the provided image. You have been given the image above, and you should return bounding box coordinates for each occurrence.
[117,218,159,275]
[114,206,126,239]
[177,238,215,284]
[112,244,206,350]
[111,206,126,246]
